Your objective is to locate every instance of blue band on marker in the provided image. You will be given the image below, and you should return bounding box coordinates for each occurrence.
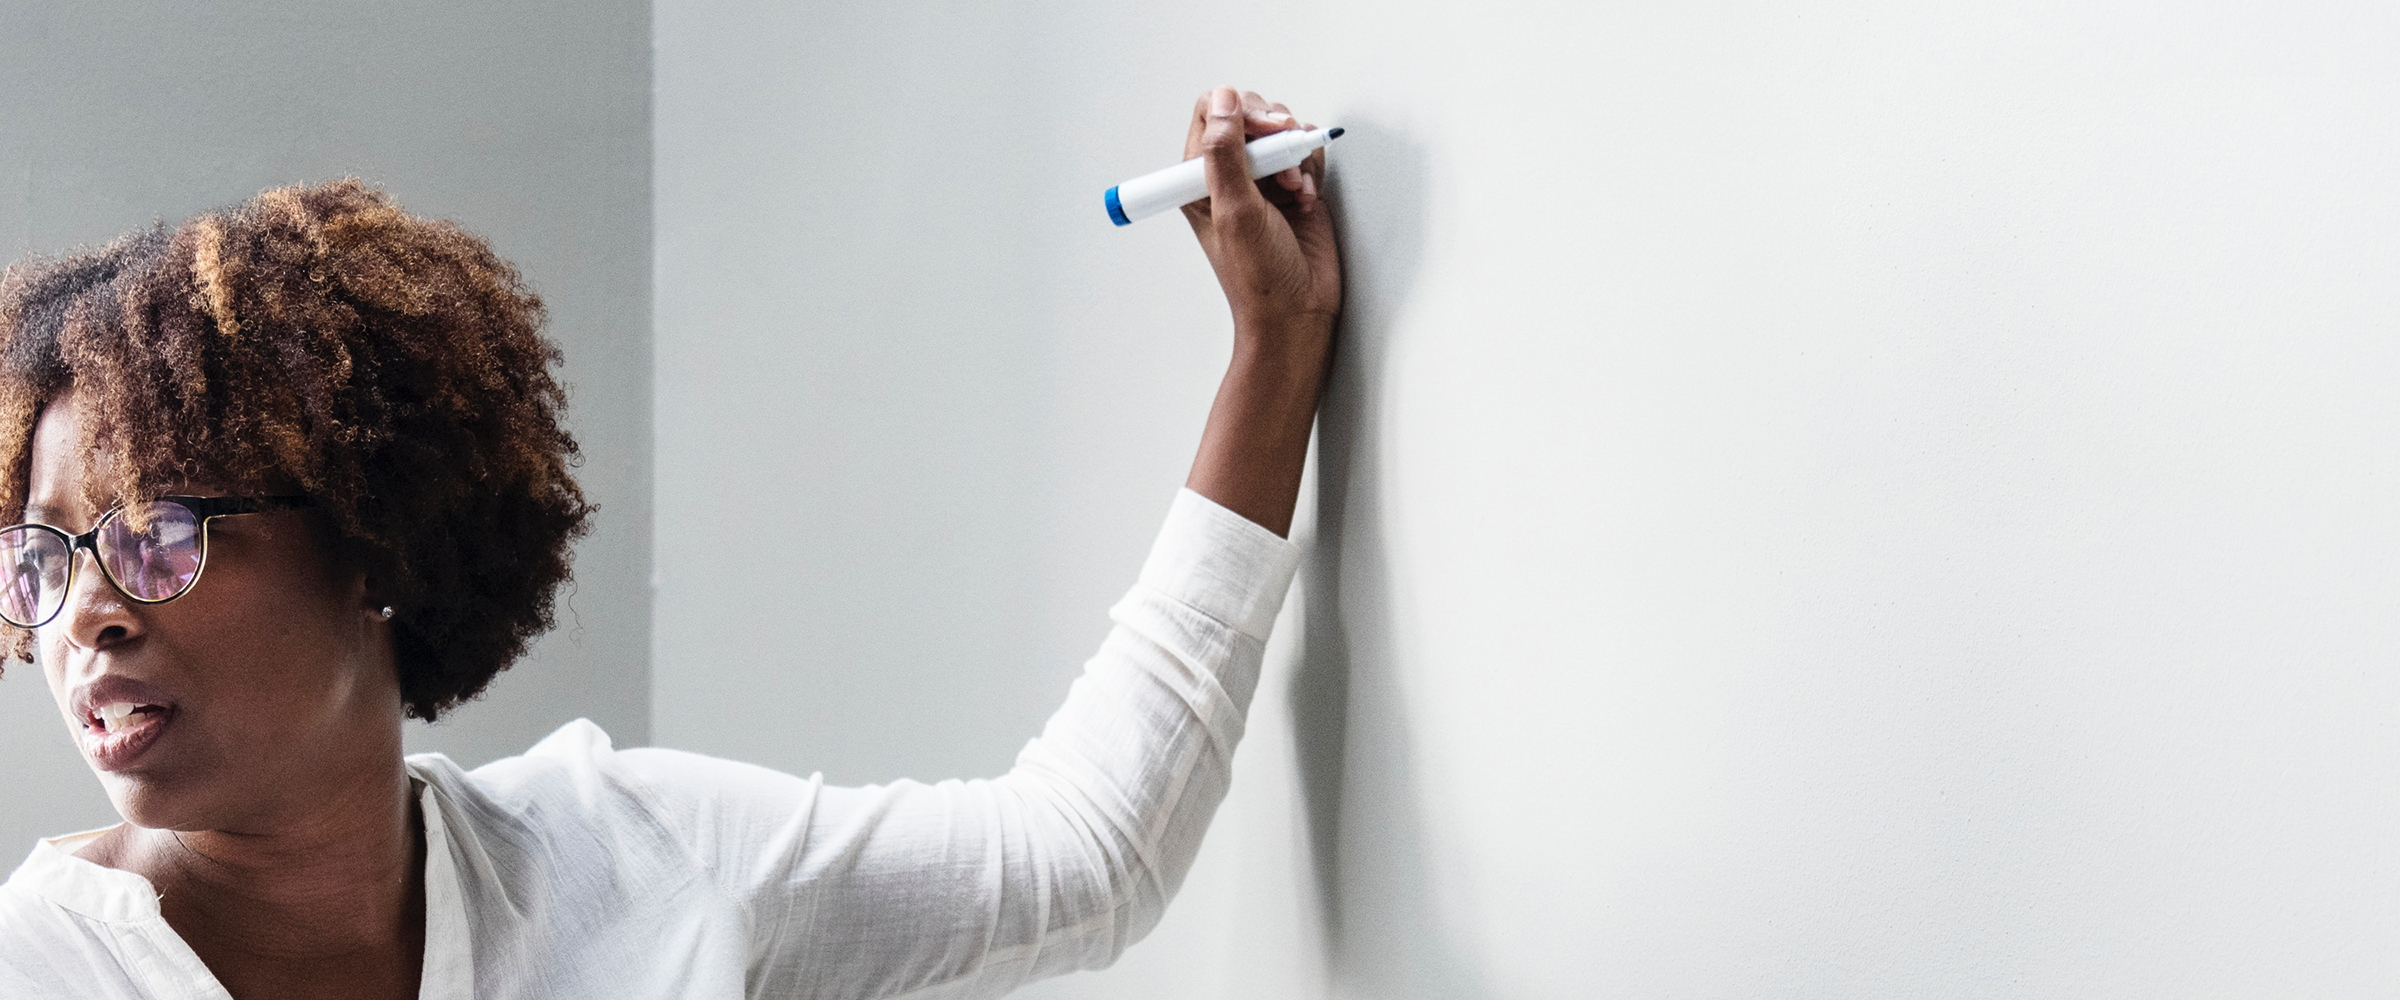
[1104,186,1130,227]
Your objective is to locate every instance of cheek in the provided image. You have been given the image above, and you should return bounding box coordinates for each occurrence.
[167,564,373,705]
[38,635,69,709]
[176,602,357,689]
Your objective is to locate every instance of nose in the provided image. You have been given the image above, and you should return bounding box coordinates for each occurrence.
[53,545,143,651]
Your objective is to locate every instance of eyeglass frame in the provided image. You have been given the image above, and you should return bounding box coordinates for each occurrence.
[0,495,311,629]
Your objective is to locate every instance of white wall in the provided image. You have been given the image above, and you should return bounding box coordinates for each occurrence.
[658,2,2399,997]
[0,0,652,854]
[5,1,2389,995]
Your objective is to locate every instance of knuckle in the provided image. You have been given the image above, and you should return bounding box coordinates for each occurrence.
[1216,199,1271,230]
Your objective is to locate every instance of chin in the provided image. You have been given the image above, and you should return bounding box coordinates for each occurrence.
[93,763,237,833]
[99,775,194,831]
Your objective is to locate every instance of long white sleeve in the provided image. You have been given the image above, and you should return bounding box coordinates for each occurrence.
[0,493,1295,999]
[617,488,1302,999]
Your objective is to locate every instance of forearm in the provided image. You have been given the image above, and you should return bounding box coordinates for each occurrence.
[1184,319,1333,538]
[1176,85,1341,537]
[697,492,1301,997]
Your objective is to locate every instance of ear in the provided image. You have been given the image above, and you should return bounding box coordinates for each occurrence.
[349,567,381,617]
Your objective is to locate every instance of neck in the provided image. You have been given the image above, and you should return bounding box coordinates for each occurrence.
[112,755,426,962]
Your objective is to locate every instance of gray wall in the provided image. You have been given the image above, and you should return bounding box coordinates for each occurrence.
[0,1,652,855]
[8,2,2395,996]
[652,1,1136,786]
[657,2,2400,998]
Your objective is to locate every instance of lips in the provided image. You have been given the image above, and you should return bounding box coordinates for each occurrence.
[71,677,178,772]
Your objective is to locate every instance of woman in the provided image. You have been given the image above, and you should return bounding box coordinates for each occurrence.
[0,87,1337,999]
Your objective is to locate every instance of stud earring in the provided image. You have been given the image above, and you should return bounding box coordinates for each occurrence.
[377,606,396,621]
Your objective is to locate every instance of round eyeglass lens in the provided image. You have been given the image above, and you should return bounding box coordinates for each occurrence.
[0,526,71,627]
[99,501,203,602]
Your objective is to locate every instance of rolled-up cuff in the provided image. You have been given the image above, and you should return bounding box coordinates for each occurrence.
[1135,488,1304,641]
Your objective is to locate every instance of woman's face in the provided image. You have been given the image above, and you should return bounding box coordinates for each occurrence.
[29,390,401,832]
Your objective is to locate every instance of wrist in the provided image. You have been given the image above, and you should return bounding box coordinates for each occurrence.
[1230,312,1335,363]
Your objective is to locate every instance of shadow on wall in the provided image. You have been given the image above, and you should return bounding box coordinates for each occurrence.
[1292,114,1491,999]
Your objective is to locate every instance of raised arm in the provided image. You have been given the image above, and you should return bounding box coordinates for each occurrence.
[616,89,1339,1000]
[1181,86,1343,537]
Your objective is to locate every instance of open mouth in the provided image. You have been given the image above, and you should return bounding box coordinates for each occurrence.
[80,701,174,771]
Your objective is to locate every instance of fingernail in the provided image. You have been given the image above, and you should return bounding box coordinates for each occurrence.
[1265,111,1293,123]
[1210,89,1237,117]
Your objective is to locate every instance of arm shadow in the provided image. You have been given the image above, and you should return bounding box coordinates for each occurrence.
[1290,113,1492,998]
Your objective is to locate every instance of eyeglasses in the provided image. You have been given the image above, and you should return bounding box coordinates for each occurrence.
[0,495,307,629]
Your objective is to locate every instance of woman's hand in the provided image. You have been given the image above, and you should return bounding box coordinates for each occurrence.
[1181,87,1342,343]
[1180,87,1343,537]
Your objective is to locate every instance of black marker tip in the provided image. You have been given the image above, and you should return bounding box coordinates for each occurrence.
[1327,127,1345,140]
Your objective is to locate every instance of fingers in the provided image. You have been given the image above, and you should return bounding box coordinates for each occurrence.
[1243,92,1294,135]
[1191,89,1300,159]
[1183,92,1211,162]
[1298,139,1325,209]
[1263,101,1303,192]
[1197,87,1270,225]
[1184,87,1321,227]
[1243,91,1301,199]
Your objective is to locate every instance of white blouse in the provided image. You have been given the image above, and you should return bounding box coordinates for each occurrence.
[0,489,1301,1000]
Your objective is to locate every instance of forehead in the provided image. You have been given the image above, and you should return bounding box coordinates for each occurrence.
[23,391,236,525]
[24,392,108,522]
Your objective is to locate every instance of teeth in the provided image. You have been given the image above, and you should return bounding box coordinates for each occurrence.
[96,702,141,733]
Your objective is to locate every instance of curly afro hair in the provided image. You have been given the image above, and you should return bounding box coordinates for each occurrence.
[0,179,591,720]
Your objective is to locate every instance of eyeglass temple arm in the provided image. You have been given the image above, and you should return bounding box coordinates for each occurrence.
[169,495,311,518]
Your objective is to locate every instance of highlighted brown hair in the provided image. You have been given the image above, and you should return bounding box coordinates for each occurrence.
[0,180,591,720]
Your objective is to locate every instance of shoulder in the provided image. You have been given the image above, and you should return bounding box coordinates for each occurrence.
[405,719,697,905]
[411,720,679,849]
[0,871,68,956]
[435,718,646,814]
[412,720,823,880]
[0,904,72,992]
[611,745,825,874]
[0,858,137,995]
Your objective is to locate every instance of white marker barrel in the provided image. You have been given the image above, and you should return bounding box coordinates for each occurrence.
[1105,126,1343,226]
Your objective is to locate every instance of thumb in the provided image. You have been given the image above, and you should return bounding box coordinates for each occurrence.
[1198,87,1266,219]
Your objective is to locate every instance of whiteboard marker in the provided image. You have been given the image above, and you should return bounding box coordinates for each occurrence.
[1104,126,1344,226]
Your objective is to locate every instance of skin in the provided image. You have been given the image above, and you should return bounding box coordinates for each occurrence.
[32,393,422,1000]
[29,85,1335,998]
[1181,87,1342,536]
